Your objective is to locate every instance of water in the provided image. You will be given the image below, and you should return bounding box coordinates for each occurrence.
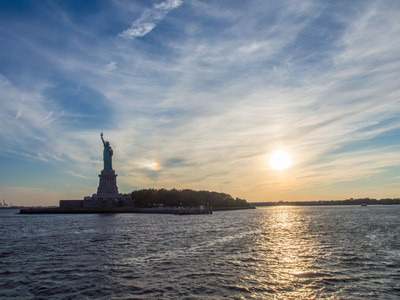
[1,206,400,299]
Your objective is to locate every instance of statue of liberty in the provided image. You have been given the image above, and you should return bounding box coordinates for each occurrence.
[101,133,113,171]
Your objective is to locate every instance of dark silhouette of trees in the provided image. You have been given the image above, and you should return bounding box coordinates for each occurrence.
[129,188,250,208]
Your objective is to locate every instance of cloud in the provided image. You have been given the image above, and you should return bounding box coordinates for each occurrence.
[65,171,90,179]
[105,61,118,71]
[119,0,183,39]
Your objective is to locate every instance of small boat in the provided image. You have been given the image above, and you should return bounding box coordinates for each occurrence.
[361,203,367,206]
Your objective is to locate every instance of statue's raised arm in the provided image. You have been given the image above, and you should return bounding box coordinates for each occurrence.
[101,133,106,146]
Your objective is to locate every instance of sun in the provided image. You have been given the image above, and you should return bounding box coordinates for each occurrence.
[270,150,291,170]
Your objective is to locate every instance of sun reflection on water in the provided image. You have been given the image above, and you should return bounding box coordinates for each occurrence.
[248,206,325,298]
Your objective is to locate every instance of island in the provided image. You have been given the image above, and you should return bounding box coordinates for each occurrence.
[19,189,253,214]
[20,134,253,214]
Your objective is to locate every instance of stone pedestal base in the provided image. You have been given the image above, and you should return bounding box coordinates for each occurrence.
[97,170,119,195]
[59,168,133,209]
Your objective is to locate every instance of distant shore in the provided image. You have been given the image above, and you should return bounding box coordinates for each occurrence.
[251,198,400,206]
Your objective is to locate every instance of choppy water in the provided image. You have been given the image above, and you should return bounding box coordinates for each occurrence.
[1,205,400,299]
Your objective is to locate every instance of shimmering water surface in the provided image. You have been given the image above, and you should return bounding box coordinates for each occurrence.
[1,206,400,299]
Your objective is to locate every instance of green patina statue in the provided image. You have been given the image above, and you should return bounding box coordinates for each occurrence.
[101,133,113,171]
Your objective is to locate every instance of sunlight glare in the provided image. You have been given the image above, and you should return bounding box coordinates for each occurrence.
[145,160,161,170]
[270,150,291,170]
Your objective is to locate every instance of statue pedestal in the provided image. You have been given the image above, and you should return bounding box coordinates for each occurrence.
[97,170,119,195]
[74,169,133,208]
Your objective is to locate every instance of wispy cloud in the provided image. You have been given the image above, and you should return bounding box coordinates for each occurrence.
[119,0,183,39]
[65,171,90,179]
[105,61,118,71]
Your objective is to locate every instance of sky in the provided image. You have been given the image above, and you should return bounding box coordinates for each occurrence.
[1,0,400,206]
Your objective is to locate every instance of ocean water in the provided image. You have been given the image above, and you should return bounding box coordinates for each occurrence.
[1,205,399,299]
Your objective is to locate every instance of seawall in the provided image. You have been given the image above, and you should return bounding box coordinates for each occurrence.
[19,206,254,214]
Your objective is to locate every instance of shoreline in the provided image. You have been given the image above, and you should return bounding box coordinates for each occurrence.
[19,206,255,215]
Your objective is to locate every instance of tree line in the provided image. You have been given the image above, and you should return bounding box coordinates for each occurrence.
[128,188,250,208]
